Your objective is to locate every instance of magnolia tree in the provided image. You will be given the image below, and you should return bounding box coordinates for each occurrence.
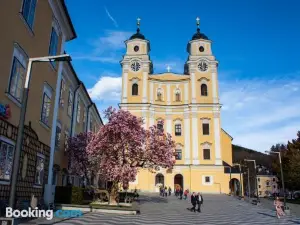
[87,107,176,203]
[66,132,95,185]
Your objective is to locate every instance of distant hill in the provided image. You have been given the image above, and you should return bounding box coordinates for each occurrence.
[232,144,272,168]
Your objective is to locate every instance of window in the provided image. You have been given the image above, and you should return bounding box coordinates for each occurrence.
[0,140,14,181]
[205,176,210,183]
[76,99,81,123]
[21,0,37,29]
[201,84,208,96]
[49,28,59,67]
[9,57,26,102]
[59,79,65,107]
[273,185,276,188]
[55,125,61,151]
[90,117,93,132]
[266,181,270,186]
[157,122,163,131]
[175,124,181,136]
[67,90,73,117]
[273,178,275,182]
[41,85,52,126]
[203,149,210,160]
[175,92,180,102]
[157,92,162,101]
[202,123,209,135]
[64,131,69,152]
[259,191,262,196]
[175,149,182,160]
[34,154,45,186]
[132,83,138,95]
[258,185,261,188]
[257,178,260,182]
[83,109,87,130]
[52,171,57,185]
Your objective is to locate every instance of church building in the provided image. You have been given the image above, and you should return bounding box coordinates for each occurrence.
[119,18,241,194]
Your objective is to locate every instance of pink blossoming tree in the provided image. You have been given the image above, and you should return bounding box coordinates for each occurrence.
[66,132,95,185]
[87,107,176,203]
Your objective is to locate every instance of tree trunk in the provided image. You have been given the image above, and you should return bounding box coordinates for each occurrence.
[109,181,119,205]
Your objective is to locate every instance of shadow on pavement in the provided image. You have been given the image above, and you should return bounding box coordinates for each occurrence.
[138,195,168,205]
[257,212,276,218]
[288,220,300,224]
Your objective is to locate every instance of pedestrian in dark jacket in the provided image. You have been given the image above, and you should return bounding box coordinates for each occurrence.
[168,187,171,196]
[196,192,203,212]
[190,192,197,212]
[179,188,183,200]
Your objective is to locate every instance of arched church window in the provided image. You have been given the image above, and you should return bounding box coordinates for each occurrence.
[132,83,138,95]
[201,84,208,96]
[175,92,181,102]
[157,92,162,101]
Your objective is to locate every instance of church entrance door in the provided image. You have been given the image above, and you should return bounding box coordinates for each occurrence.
[174,174,184,191]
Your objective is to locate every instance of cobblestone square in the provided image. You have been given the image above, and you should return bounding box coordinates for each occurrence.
[24,194,300,225]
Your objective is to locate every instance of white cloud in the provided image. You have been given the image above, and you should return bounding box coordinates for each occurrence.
[73,30,131,64]
[220,72,300,152]
[88,74,122,101]
[104,6,118,28]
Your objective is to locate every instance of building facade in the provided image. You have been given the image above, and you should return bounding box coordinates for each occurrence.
[120,20,240,193]
[0,0,102,205]
[257,175,279,197]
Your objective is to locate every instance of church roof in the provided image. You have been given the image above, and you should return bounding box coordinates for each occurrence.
[192,28,209,41]
[149,73,190,81]
[129,28,145,40]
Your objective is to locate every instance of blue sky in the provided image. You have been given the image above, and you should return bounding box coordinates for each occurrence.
[65,0,300,152]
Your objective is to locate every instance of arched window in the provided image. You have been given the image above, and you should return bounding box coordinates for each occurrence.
[201,84,208,96]
[157,92,162,101]
[175,92,180,101]
[132,83,138,95]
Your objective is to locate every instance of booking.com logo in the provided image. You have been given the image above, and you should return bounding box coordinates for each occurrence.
[6,207,83,220]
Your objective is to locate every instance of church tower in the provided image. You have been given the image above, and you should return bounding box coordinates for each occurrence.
[120,18,153,107]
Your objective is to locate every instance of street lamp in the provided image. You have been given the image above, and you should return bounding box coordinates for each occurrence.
[224,166,232,194]
[233,163,243,197]
[265,150,286,207]
[9,54,71,208]
[244,159,259,202]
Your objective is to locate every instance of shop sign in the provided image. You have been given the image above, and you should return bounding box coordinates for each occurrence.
[0,104,11,119]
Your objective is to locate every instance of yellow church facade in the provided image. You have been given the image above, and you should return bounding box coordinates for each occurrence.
[119,19,240,194]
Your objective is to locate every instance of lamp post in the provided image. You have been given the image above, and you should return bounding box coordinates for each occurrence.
[265,150,286,207]
[8,54,71,208]
[245,159,259,202]
[224,166,232,194]
[233,163,243,197]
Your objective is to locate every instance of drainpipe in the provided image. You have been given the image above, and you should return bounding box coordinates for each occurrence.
[86,102,94,132]
[68,82,81,184]
[70,82,82,137]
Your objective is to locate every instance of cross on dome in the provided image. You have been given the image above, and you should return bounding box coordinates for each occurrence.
[196,17,200,28]
[166,65,171,72]
[137,17,141,28]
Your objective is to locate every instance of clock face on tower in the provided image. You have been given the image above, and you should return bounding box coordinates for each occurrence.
[198,60,208,72]
[131,61,141,72]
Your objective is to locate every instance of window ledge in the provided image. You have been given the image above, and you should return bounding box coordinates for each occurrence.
[33,185,43,189]
[5,92,22,108]
[39,120,51,131]
[0,180,10,185]
[18,13,34,37]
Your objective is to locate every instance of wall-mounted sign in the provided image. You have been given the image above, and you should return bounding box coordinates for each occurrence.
[0,104,11,119]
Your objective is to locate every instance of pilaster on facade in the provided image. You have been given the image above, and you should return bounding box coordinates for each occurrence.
[191,111,199,165]
[122,64,129,104]
[184,82,189,104]
[142,64,149,103]
[183,110,191,164]
[213,112,222,165]
[150,82,154,103]
[210,62,219,104]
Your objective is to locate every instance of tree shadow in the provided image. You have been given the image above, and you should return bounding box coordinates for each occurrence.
[138,195,169,205]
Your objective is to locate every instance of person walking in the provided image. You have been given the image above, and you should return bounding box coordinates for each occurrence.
[274,197,285,219]
[184,189,189,200]
[179,188,183,200]
[168,187,172,196]
[196,192,203,212]
[190,192,197,212]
